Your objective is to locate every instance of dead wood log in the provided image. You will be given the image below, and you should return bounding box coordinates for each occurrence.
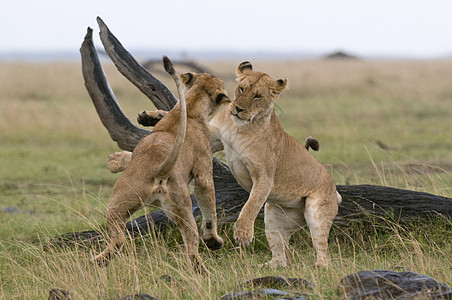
[80,27,150,151]
[97,17,177,111]
[127,160,452,234]
[66,20,452,246]
[53,156,451,247]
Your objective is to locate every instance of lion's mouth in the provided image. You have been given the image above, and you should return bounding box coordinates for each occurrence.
[231,111,250,123]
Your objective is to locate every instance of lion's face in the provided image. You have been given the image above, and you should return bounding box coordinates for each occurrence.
[230,61,287,125]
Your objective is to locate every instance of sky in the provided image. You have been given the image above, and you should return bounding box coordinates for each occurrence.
[1,0,452,59]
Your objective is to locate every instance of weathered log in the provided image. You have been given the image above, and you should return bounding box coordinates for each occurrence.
[127,160,452,234]
[52,156,451,246]
[97,17,177,111]
[66,20,452,246]
[80,27,150,151]
[336,184,452,220]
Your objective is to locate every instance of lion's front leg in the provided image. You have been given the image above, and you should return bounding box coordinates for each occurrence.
[208,123,224,153]
[137,109,168,127]
[234,178,273,247]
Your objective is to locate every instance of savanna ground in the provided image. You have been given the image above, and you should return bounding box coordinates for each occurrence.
[0,59,451,299]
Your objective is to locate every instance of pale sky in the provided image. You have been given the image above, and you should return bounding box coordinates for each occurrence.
[1,0,452,58]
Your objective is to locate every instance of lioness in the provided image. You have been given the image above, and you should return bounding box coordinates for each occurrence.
[208,61,342,268]
[93,57,227,273]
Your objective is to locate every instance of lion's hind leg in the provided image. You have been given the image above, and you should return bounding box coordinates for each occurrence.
[93,175,154,266]
[93,192,143,266]
[264,203,305,268]
[93,207,129,266]
[304,192,338,267]
[162,188,209,274]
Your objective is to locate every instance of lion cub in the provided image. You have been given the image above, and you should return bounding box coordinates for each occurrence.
[209,61,342,268]
[93,57,228,273]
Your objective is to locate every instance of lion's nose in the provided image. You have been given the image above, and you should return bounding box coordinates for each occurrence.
[235,105,245,113]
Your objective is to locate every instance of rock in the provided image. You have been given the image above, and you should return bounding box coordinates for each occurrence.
[220,288,295,299]
[339,269,452,299]
[241,276,313,291]
[221,276,312,299]
[116,294,158,300]
[48,288,71,300]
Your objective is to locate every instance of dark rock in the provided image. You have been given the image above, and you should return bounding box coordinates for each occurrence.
[116,294,158,300]
[241,276,313,291]
[222,276,312,299]
[220,288,289,299]
[339,269,452,299]
[48,288,71,300]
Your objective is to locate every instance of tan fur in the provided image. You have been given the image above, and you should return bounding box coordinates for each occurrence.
[94,70,229,273]
[209,61,342,268]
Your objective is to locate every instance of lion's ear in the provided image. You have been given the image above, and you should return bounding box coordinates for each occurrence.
[180,72,195,85]
[215,93,230,104]
[271,78,288,96]
[275,78,288,92]
[237,61,253,74]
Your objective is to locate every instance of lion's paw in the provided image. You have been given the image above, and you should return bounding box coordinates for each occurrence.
[263,258,287,269]
[233,219,254,247]
[204,235,224,251]
[313,257,331,269]
[137,110,166,127]
[106,151,132,173]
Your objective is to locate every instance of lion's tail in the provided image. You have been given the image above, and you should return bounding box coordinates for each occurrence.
[305,137,319,151]
[155,56,187,180]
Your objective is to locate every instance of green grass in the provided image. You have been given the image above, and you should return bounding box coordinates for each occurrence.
[0,60,451,299]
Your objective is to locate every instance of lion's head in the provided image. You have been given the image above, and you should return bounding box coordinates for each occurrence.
[230,61,287,125]
[180,72,229,116]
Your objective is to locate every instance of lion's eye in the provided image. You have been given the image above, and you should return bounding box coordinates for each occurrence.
[253,94,262,100]
[238,86,244,94]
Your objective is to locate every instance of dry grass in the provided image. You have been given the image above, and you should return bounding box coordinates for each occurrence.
[0,59,451,299]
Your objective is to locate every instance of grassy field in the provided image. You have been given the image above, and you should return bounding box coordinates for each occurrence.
[0,59,451,299]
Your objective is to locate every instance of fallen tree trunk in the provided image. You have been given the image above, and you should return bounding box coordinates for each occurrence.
[56,19,451,246]
[52,157,451,246]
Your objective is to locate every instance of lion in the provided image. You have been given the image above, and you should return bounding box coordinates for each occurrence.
[207,61,342,268]
[93,57,228,273]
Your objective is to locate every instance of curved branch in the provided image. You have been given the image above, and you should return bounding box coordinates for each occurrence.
[80,27,150,152]
[97,17,177,111]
